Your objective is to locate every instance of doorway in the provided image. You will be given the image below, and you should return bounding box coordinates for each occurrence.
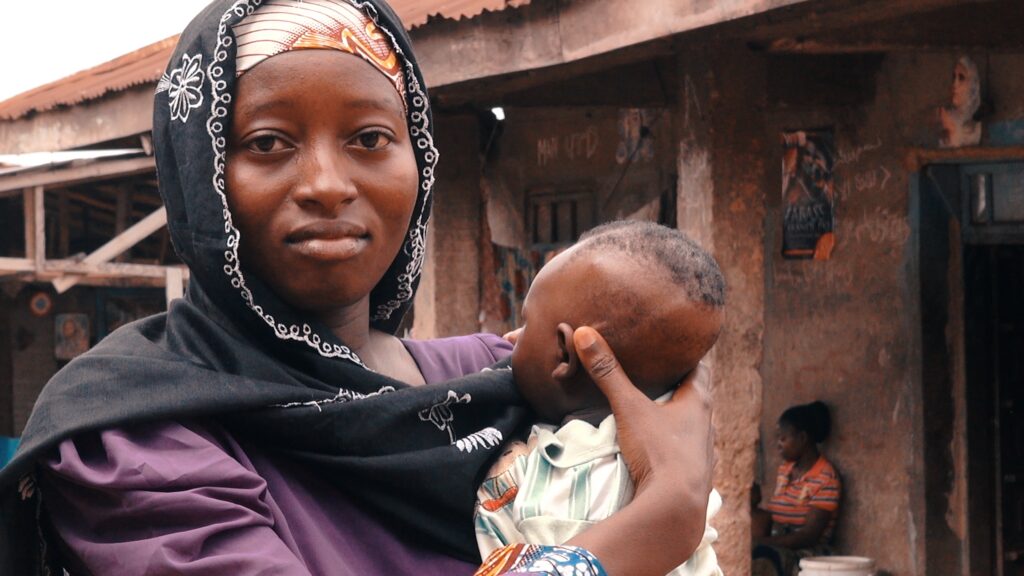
[919,161,1024,576]
[965,244,1024,576]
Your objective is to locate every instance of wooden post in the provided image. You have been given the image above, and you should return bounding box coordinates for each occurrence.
[22,188,35,264]
[57,190,70,258]
[23,186,45,271]
[165,267,184,305]
[114,186,132,262]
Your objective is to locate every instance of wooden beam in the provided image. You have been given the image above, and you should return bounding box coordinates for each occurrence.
[763,38,1024,54]
[904,146,1024,172]
[51,206,167,293]
[22,188,35,262]
[0,257,188,288]
[165,267,184,305]
[411,0,808,89]
[67,190,115,213]
[0,85,153,155]
[46,260,170,279]
[0,258,34,273]
[115,187,131,262]
[0,156,155,195]
[49,276,169,289]
[735,0,990,43]
[757,0,1024,54]
[33,186,45,271]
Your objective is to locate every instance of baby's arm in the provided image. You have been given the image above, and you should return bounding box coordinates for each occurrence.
[475,441,530,558]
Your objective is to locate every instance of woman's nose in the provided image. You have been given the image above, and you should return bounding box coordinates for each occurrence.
[293,142,358,212]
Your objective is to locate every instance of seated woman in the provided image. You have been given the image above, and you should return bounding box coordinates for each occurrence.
[752,401,841,576]
[0,1,715,575]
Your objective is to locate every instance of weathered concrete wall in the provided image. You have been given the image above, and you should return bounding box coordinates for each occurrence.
[413,114,483,339]
[759,53,920,576]
[416,25,1024,576]
[756,51,1024,574]
[481,105,676,233]
[678,43,768,576]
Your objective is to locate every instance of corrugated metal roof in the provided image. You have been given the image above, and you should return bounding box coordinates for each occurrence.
[0,36,178,121]
[397,0,531,27]
[0,0,530,122]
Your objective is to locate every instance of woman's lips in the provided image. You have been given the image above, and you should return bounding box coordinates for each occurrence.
[289,236,368,261]
[286,221,369,261]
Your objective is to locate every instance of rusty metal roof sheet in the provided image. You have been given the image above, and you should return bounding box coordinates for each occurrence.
[396,0,531,27]
[0,0,530,122]
[0,36,178,121]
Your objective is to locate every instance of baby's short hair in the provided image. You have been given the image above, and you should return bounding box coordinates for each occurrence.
[575,220,726,309]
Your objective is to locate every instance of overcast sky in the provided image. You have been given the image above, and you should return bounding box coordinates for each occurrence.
[0,0,214,102]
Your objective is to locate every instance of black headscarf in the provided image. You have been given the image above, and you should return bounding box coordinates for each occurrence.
[0,1,527,572]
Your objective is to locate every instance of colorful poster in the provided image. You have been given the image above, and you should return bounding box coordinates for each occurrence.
[782,130,836,260]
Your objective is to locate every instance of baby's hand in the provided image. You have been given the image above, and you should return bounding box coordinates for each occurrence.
[502,327,523,345]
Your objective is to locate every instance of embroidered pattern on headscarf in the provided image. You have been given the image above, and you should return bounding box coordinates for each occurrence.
[156,53,206,123]
[233,0,406,106]
[203,0,438,363]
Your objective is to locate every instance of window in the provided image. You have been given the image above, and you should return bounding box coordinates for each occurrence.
[526,189,595,246]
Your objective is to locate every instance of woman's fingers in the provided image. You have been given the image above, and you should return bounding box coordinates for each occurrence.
[572,326,648,414]
[668,361,716,482]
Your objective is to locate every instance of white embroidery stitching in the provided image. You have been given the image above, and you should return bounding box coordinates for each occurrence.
[419,390,471,443]
[204,0,439,365]
[164,53,205,123]
[352,0,438,323]
[275,385,396,411]
[455,427,503,453]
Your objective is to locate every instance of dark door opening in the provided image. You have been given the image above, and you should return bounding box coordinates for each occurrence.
[965,244,1024,576]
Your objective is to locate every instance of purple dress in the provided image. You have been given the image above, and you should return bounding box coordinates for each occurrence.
[39,334,512,576]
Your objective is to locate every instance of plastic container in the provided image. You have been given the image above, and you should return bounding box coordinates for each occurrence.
[798,556,876,576]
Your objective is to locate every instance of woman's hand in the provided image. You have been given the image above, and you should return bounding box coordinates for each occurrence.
[565,326,714,575]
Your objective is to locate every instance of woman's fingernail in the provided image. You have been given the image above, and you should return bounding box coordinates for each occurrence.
[576,328,596,349]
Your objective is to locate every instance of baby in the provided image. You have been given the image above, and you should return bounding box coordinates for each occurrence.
[475,220,726,576]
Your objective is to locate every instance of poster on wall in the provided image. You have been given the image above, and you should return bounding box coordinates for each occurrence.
[782,129,836,260]
[55,313,90,360]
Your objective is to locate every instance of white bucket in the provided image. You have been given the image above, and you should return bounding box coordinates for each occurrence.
[798,556,876,576]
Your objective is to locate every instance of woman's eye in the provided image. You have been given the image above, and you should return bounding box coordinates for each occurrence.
[246,135,288,154]
[355,131,391,150]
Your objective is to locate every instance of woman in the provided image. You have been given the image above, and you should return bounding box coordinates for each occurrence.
[0,1,714,574]
[752,401,841,576]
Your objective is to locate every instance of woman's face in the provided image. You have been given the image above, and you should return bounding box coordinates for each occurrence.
[776,422,807,463]
[226,49,418,315]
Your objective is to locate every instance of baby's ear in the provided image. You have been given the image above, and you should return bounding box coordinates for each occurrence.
[551,323,580,381]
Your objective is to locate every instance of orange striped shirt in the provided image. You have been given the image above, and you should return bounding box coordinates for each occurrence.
[763,456,841,544]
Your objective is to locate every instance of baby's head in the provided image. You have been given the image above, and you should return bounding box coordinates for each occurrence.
[510,221,725,423]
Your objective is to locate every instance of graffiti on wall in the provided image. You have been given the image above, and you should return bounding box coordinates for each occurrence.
[537,127,599,166]
[782,130,836,260]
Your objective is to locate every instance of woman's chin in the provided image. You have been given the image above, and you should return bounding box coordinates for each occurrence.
[277,286,374,318]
